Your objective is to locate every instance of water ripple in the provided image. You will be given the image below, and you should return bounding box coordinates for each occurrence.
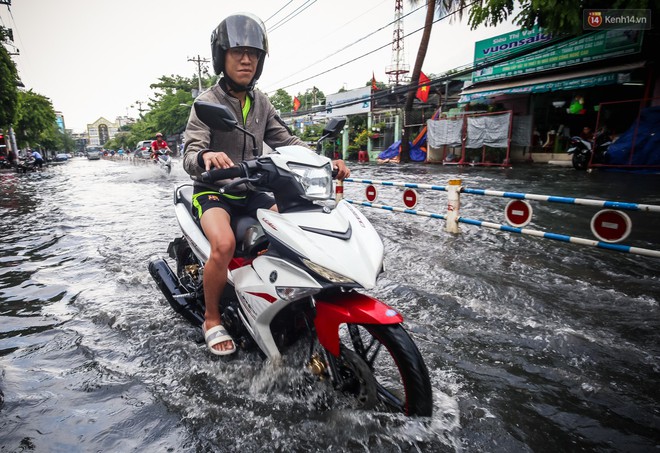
[0,160,658,451]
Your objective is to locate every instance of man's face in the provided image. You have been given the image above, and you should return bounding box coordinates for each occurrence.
[224,47,259,87]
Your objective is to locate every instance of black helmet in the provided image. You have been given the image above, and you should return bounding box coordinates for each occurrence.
[211,13,268,89]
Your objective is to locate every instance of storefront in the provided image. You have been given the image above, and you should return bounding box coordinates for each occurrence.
[457,26,652,158]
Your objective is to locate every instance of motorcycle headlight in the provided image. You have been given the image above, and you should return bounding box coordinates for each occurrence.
[302,258,355,284]
[288,162,333,200]
[276,286,320,301]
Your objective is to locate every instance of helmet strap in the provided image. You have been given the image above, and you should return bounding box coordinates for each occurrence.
[223,75,254,93]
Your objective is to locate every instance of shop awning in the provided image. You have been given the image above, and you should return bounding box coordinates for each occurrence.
[459,62,645,103]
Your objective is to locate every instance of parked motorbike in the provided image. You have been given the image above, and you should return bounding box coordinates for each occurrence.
[0,155,12,170]
[16,156,36,173]
[566,129,612,170]
[148,101,433,416]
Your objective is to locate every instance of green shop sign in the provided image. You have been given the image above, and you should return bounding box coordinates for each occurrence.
[473,28,643,83]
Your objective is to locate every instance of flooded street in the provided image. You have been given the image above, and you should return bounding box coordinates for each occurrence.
[1,157,658,452]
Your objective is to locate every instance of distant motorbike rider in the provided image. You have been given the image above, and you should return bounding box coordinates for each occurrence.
[151,133,171,161]
[182,13,349,356]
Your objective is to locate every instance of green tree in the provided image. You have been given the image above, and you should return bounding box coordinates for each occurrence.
[365,78,387,91]
[14,90,57,150]
[124,73,217,147]
[148,75,199,135]
[465,0,657,35]
[299,123,324,141]
[103,131,132,151]
[0,26,19,130]
[38,122,62,150]
[295,86,325,111]
[269,88,293,112]
[60,129,77,152]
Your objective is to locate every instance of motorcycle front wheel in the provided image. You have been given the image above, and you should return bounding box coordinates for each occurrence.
[339,323,433,416]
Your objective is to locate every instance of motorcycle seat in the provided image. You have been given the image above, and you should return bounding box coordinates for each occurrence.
[176,184,267,257]
[177,184,195,218]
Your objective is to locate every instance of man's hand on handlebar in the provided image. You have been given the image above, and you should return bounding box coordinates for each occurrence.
[202,151,235,171]
[332,159,350,180]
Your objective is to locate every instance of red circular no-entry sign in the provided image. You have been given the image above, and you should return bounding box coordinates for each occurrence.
[402,188,418,209]
[590,209,632,243]
[505,200,533,227]
[365,184,378,202]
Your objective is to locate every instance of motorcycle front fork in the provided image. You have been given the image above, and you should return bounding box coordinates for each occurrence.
[301,298,343,386]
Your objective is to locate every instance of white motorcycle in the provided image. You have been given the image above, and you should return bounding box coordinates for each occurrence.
[154,149,172,174]
[148,102,433,416]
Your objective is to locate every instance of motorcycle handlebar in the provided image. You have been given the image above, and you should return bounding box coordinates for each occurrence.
[201,165,245,182]
[201,159,336,182]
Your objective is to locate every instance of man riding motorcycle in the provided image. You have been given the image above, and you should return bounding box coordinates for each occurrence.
[151,133,171,161]
[182,13,349,356]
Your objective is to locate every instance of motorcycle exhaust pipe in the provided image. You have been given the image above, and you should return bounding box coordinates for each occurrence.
[148,256,204,326]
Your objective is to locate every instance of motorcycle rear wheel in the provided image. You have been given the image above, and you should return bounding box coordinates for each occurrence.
[340,323,433,416]
[572,152,590,170]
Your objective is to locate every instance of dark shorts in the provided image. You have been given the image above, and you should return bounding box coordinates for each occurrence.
[191,188,275,220]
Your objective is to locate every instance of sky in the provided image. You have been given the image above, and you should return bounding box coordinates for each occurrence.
[1,0,518,133]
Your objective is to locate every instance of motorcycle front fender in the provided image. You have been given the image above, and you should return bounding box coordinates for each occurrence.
[314,292,403,357]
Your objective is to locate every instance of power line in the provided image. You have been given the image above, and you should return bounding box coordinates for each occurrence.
[268,0,319,33]
[265,1,427,91]
[285,32,584,116]
[320,0,392,41]
[264,0,295,24]
[268,5,453,94]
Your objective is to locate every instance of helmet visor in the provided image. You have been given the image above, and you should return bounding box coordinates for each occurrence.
[221,13,267,53]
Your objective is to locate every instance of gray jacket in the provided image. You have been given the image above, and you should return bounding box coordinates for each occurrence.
[183,81,306,189]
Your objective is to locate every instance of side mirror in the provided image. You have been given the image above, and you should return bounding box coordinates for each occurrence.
[315,117,347,153]
[194,101,238,131]
[323,117,346,138]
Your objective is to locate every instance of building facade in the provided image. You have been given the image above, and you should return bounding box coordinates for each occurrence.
[428,26,657,166]
[86,117,120,147]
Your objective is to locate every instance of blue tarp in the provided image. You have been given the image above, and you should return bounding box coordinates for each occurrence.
[378,140,427,162]
[606,106,660,166]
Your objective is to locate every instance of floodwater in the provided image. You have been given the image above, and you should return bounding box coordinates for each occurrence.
[1,157,658,452]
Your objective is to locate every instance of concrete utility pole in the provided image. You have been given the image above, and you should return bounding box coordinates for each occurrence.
[133,101,147,117]
[8,127,18,158]
[188,55,210,94]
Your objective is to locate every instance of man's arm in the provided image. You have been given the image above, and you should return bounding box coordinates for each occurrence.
[182,107,213,178]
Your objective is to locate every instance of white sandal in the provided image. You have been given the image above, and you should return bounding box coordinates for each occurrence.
[202,323,236,356]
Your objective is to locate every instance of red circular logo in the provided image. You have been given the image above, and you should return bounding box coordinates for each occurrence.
[587,11,603,28]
